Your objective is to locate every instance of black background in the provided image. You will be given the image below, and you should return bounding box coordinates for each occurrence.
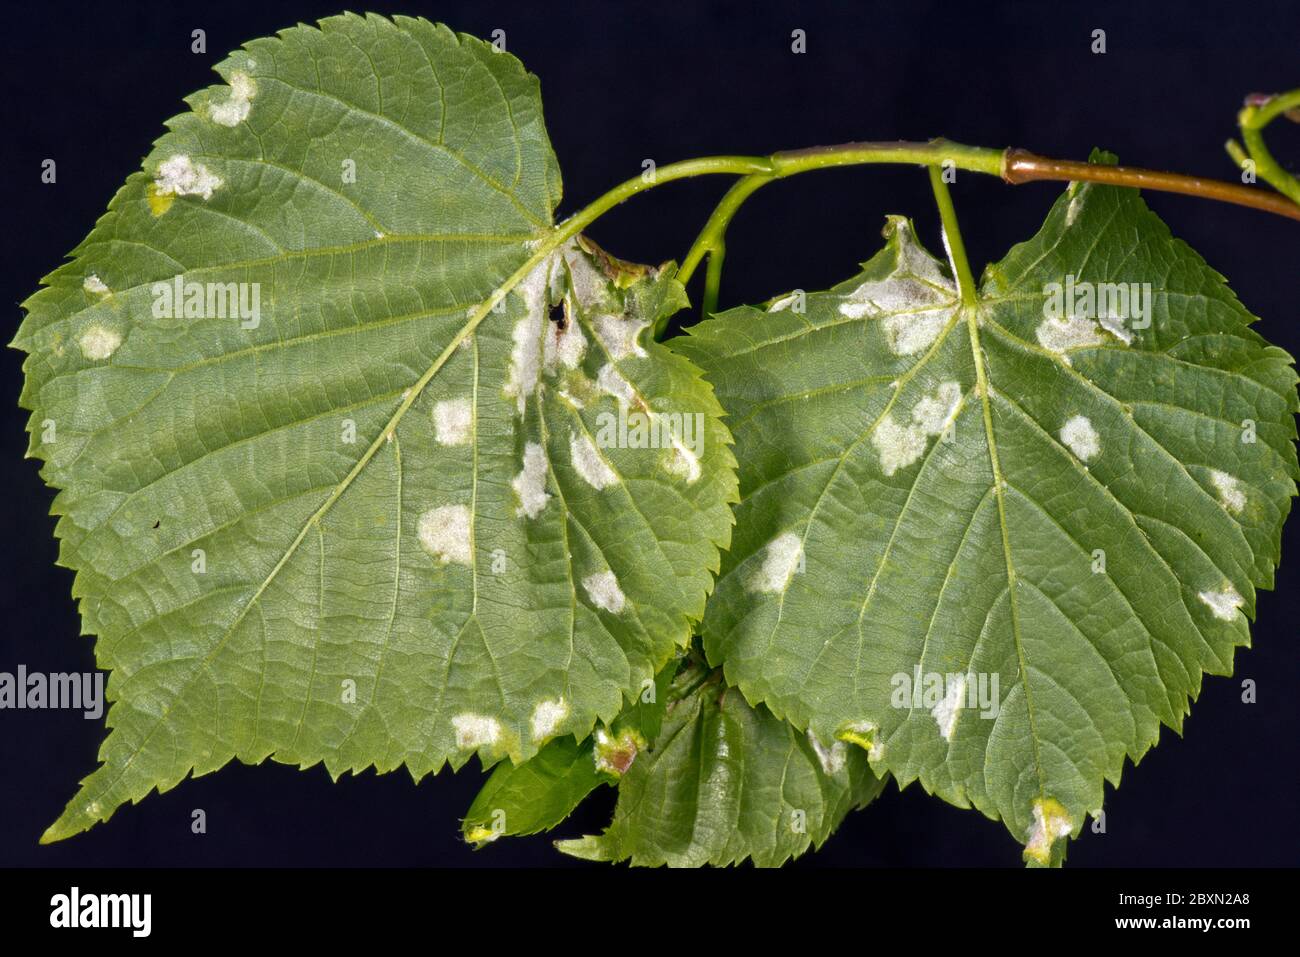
[1,0,1297,868]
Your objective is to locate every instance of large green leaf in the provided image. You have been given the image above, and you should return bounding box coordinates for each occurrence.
[675,175,1298,862]
[15,14,735,841]
[555,653,883,867]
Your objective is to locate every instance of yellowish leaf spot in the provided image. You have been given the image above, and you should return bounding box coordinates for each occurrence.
[1023,797,1072,865]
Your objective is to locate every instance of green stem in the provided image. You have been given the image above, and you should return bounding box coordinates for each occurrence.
[1225,88,1300,205]
[463,136,1300,364]
[679,174,772,286]
[675,141,1003,289]
[927,166,978,305]
[1246,89,1300,128]
[702,242,725,318]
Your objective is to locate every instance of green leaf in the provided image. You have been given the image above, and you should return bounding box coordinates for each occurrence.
[15,14,736,841]
[462,736,605,847]
[556,662,884,867]
[674,174,1298,863]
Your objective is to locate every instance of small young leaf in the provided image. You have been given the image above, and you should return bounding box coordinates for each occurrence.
[675,173,1298,862]
[16,14,736,841]
[556,665,884,867]
[462,736,605,848]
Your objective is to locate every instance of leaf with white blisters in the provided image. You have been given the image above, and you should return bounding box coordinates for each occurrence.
[675,168,1297,863]
[16,14,736,841]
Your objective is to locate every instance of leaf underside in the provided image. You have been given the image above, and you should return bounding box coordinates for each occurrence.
[16,13,736,841]
[674,175,1298,861]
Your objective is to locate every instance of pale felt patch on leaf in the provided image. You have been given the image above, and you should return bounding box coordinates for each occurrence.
[1035,315,1104,362]
[596,363,637,406]
[931,673,967,742]
[806,730,847,775]
[1059,414,1101,462]
[749,531,803,594]
[452,713,501,749]
[1023,797,1072,865]
[529,699,568,742]
[512,442,551,518]
[153,154,222,201]
[872,381,962,477]
[592,313,649,361]
[543,307,587,373]
[1210,469,1246,514]
[78,325,121,361]
[417,504,472,566]
[1098,312,1134,345]
[582,570,625,614]
[838,218,956,358]
[663,438,702,484]
[570,431,618,489]
[208,71,257,126]
[504,252,558,414]
[1198,584,1244,621]
[432,398,472,446]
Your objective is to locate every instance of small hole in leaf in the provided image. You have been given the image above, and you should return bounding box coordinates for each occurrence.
[549,303,567,331]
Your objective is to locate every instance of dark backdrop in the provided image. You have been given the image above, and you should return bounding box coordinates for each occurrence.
[1,0,1297,868]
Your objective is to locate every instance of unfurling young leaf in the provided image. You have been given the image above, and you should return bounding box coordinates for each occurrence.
[554,650,885,867]
[15,14,735,842]
[674,168,1297,864]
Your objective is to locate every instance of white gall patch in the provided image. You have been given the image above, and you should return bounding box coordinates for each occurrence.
[1198,584,1244,621]
[570,431,618,489]
[530,699,568,742]
[209,70,256,126]
[543,309,587,373]
[663,437,702,484]
[582,570,625,614]
[871,381,962,476]
[1035,315,1104,361]
[881,308,954,356]
[154,154,223,200]
[806,730,847,775]
[78,325,121,361]
[452,713,501,749]
[749,531,804,594]
[1098,312,1134,345]
[595,363,637,406]
[82,274,109,296]
[593,313,649,361]
[504,254,557,414]
[512,442,551,518]
[1209,469,1246,514]
[432,398,472,446]
[1024,798,1073,865]
[1059,415,1101,462]
[931,673,967,742]
[417,504,472,566]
